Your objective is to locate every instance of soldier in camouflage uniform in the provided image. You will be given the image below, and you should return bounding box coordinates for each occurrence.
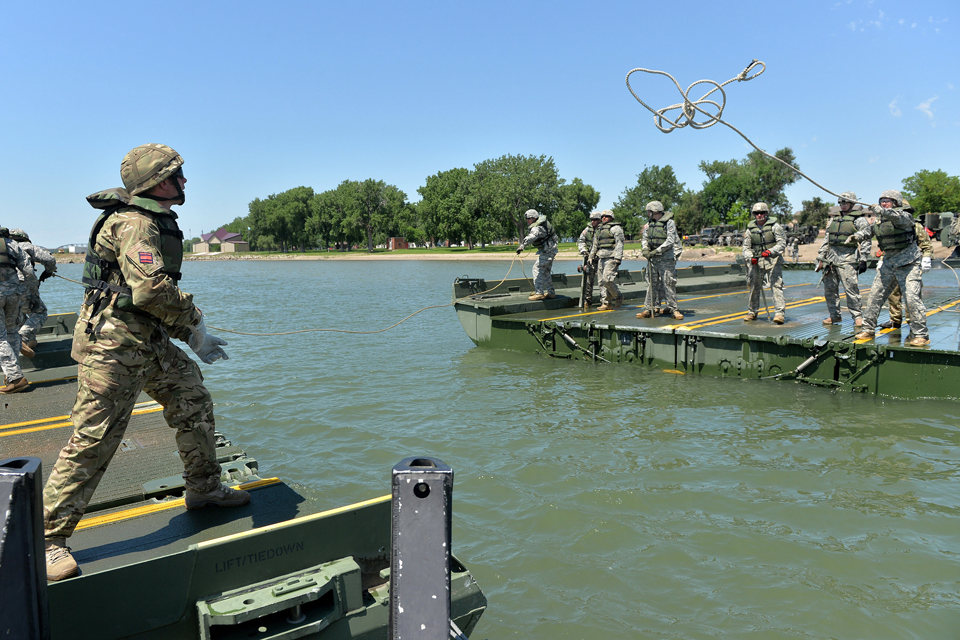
[742,203,787,324]
[851,190,929,346]
[637,201,683,320]
[817,192,870,326]
[0,228,34,393]
[576,211,602,308]
[880,199,933,329]
[517,209,559,301]
[10,229,57,357]
[42,144,249,582]
[589,210,624,311]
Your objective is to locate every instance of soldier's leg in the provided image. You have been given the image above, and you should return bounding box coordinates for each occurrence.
[643,265,655,311]
[584,260,596,304]
[598,258,613,304]
[747,265,761,313]
[888,284,903,324]
[531,255,544,294]
[536,253,556,295]
[837,263,863,319]
[860,267,899,331]
[898,263,928,339]
[770,261,786,314]
[142,343,223,494]
[661,259,679,312]
[823,268,842,319]
[0,292,24,383]
[43,362,145,539]
[19,287,48,344]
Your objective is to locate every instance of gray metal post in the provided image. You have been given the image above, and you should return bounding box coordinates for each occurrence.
[0,457,50,640]
[389,456,454,640]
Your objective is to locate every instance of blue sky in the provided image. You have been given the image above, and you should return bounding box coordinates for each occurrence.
[2,0,956,248]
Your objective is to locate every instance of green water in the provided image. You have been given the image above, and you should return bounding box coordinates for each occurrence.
[46,260,960,639]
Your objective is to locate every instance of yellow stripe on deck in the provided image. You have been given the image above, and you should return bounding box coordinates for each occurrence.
[0,404,163,438]
[75,477,283,531]
[853,297,960,344]
[674,297,826,330]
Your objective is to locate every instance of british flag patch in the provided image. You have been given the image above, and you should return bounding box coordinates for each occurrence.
[139,252,154,265]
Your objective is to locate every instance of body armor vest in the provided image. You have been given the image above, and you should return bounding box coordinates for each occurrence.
[874,217,916,252]
[595,222,621,250]
[747,218,777,250]
[531,218,558,248]
[82,207,184,315]
[826,214,861,246]
[647,219,669,245]
[0,240,15,270]
[581,226,595,248]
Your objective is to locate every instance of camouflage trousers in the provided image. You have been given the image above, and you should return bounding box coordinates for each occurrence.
[887,284,921,324]
[823,261,863,320]
[580,256,598,304]
[43,342,223,539]
[598,257,622,305]
[532,251,557,295]
[861,261,927,337]
[0,289,24,382]
[747,259,785,315]
[644,257,678,312]
[18,282,47,344]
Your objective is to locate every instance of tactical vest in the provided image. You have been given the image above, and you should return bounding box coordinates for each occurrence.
[581,225,595,248]
[747,218,777,250]
[531,218,558,248]
[874,217,916,252]
[826,214,861,246]
[647,219,669,245]
[82,207,184,315]
[595,222,621,251]
[0,239,15,270]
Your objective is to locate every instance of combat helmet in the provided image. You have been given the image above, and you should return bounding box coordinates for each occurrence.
[879,189,903,207]
[121,143,185,203]
[645,201,664,215]
[9,229,29,242]
[751,202,770,214]
[589,210,602,220]
[524,209,539,220]
[838,191,857,205]
[601,209,615,220]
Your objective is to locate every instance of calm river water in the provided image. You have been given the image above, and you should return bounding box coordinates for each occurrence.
[45,259,959,639]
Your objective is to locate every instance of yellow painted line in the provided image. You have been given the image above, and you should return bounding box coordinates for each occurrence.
[677,297,826,330]
[0,405,163,438]
[855,298,960,344]
[75,477,282,531]
[676,282,809,303]
[0,400,159,430]
[197,493,393,549]
[663,369,685,375]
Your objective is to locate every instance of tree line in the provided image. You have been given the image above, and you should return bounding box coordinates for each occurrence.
[213,150,960,251]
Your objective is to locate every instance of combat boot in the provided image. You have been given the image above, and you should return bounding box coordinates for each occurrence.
[582,302,592,311]
[185,483,252,510]
[46,537,79,581]
[879,320,901,329]
[613,295,623,310]
[596,303,613,311]
[0,377,28,394]
[744,312,757,322]
[672,310,684,321]
[545,292,556,299]
[906,335,930,347]
[636,310,652,319]
[854,330,874,340]
[773,313,785,325]
[822,317,842,325]
[20,339,36,358]
[528,292,543,300]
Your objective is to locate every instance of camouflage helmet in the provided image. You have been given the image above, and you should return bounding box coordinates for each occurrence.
[600,209,615,220]
[9,228,29,242]
[589,210,602,220]
[751,202,770,214]
[838,191,857,205]
[121,143,184,197]
[645,201,664,214]
[879,189,903,207]
[901,199,915,214]
[524,209,540,220]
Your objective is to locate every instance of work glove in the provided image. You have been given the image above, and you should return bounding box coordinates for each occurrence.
[844,235,857,245]
[187,315,229,364]
[751,257,759,265]
[876,258,884,270]
[857,261,867,274]
[612,259,621,269]
[814,261,823,273]
[921,256,932,271]
[870,204,883,215]
[38,270,55,284]
[515,247,523,255]
[654,246,664,256]
[761,250,772,258]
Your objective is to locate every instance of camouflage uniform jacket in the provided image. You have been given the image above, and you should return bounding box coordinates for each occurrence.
[519,216,558,255]
[577,225,595,255]
[817,215,871,266]
[17,240,55,286]
[916,222,934,258]
[74,188,201,365]
[850,208,921,269]
[0,238,34,291]
[741,220,786,261]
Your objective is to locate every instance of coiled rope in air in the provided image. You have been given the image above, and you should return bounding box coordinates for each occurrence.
[53,252,538,336]
[625,59,873,208]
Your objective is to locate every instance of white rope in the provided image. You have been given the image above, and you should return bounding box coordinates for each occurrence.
[625,59,873,207]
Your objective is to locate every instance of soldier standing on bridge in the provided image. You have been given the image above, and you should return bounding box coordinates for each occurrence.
[0,228,34,393]
[879,199,933,330]
[516,208,559,301]
[817,192,870,326]
[9,229,57,357]
[576,211,602,308]
[637,201,683,320]
[850,190,929,347]
[742,203,787,324]
[589,210,624,311]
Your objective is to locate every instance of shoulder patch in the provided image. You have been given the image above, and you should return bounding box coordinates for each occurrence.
[139,251,154,265]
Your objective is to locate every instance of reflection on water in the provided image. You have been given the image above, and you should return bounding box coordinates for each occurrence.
[45,260,960,638]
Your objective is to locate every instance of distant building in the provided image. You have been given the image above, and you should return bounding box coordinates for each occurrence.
[193,228,250,253]
[388,237,408,250]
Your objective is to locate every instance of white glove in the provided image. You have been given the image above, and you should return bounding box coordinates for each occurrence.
[188,315,229,364]
[921,257,932,271]
[876,258,883,270]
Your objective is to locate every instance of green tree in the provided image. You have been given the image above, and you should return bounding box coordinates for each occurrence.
[901,169,960,215]
[798,196,831,228]
[418,168,473,247]
[475,154,561,241]
[672,189,710,239]
[612,165,685,237]
[345,179,407,251]
[555,177,601,240]
[699,148,800,223]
